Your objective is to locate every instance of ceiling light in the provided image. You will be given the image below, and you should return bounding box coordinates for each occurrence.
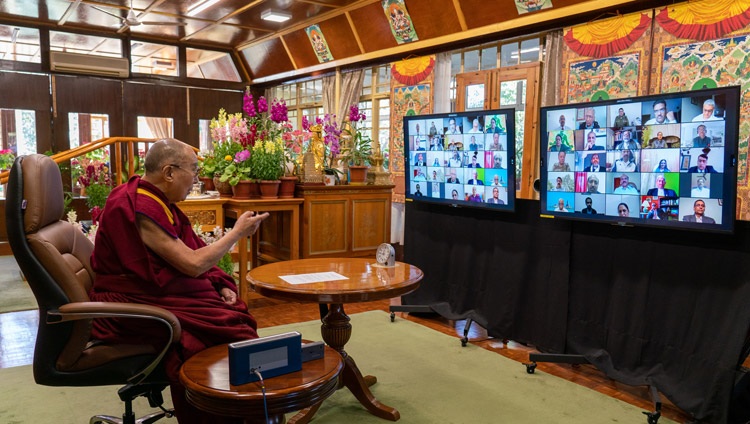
[187,0,221,17]
[261,9,292,23]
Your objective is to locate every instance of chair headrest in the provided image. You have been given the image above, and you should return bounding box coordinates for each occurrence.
[22,154,65,234]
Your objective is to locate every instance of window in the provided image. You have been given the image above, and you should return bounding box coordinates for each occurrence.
[358,65,391,169]
[50,31,122,58]
[69,113,110,147]
[186,48,241,82]
[0,25,40,63]
[271,78,323,130]
[131,41,178,76]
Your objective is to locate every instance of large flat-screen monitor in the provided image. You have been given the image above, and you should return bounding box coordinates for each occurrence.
[404,109,516,211]
[539,86,739,233]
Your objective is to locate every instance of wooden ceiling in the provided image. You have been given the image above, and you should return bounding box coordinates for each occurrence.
[0,0,667,84]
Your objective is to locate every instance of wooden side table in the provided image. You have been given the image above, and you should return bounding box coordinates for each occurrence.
[180,343,343,424]
[247,258,424,421]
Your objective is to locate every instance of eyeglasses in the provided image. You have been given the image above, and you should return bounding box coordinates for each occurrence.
[170,163,199,179]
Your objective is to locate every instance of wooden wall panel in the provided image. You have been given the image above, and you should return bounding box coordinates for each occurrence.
[123,82,189,144]
[318,14,362,59]
[241,38,295,80]
[348,3,398,52]
[406,0,463,40]
[189,87,244,145]
[0,72,53,154]
[53,76,124,151]
[284,29,322,70]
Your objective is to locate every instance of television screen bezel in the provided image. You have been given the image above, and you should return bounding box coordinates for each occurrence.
[403,108,516,212]
[538,86,739,234]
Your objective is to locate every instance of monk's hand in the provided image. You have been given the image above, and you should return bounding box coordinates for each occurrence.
[219,287,237,305]
[236,211,270,238]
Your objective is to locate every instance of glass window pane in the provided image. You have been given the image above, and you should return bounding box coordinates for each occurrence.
[499,79,527,190]
[481,46,497,70]
[376,65,390,94]
[451,53,461,76]
[520,38,541,63]
[464,49,479,72]
[131,41,178,76]
[362,68,373,96]
[465,84,485,110]
[50,31,122,57]
[0,25,40,63]
[185,48,240,82]
[68,113,110,148]
[500,42,519,67]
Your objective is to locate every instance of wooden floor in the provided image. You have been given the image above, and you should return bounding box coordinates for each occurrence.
[1,292,701,424]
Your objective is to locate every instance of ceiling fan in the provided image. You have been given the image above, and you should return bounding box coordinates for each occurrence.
[88,0,187,29]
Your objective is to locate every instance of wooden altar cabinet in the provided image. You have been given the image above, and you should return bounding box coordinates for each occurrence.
[294,184,394,259]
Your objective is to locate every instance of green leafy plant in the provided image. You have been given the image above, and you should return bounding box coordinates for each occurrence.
[211,140,243,178]
[251,139,285,181]
[219,149,253,186]
[85,182,112,210]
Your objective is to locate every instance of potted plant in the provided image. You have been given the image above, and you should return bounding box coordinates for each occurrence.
[251,139,285,198]
[197,150,217,191]
[219,149,256,199]
[0,148,15,171]
[338,105,372,185]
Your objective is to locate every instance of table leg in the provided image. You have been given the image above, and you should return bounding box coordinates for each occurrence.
[321,303,400,421]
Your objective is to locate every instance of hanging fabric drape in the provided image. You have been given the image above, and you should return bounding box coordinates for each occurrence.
[337,69,365,126]
[144,117,172,139]
[563,12,652,58]
[541,30,563,107]
[655,0,750,41]
[433,52,452,114]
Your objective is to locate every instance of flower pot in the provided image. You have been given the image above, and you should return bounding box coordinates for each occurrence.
[348,165,369,185]
[213,176,233,198]
[259,180,281,199]
[324,174,336,186]
[231,180,257,200]
[279,176,298,198]
[199,176,215,191]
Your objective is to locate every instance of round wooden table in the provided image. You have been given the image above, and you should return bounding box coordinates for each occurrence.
[179,343,343,424]
[247,258,424,422]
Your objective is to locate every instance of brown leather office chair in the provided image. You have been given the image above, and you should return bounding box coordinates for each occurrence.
[5,154,181,424]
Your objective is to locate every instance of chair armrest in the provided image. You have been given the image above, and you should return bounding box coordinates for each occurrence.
[51,301,182,384]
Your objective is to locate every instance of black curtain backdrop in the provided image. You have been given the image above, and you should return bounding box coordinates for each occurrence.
[402,198,750,423]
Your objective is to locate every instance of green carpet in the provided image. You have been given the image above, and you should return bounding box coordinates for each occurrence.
[0,256,36,314]
[0,310,676,423]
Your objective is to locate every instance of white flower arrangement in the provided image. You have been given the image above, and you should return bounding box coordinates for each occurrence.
[193,225,236,277]
[67,210,97,244]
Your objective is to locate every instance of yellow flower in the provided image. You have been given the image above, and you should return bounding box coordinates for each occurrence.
[224,155,232,161]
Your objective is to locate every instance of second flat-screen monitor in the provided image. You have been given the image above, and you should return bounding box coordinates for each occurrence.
[404,109,516,211]
[540,86,739,233]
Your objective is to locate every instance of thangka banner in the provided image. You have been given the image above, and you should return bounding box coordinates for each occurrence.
[305,24,334,63]
[515,0,552,14]
[382,0,418,44]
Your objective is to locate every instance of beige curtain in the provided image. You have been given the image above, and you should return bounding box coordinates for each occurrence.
[433,52,452,113]
[337,69,365,124]
[322,75,337,118]
[541,30,564,107]
[144,117,173,138]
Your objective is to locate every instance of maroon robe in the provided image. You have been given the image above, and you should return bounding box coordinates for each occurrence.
[90,176,257,423]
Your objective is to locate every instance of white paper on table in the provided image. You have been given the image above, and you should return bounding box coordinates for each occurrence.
[279,272,349,285]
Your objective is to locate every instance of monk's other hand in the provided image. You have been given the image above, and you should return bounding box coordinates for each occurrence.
[219,287,237,305]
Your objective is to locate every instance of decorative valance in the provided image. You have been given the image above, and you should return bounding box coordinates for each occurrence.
[564,12,651,58]
[391,56,435,86]
[655,0,750,41]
